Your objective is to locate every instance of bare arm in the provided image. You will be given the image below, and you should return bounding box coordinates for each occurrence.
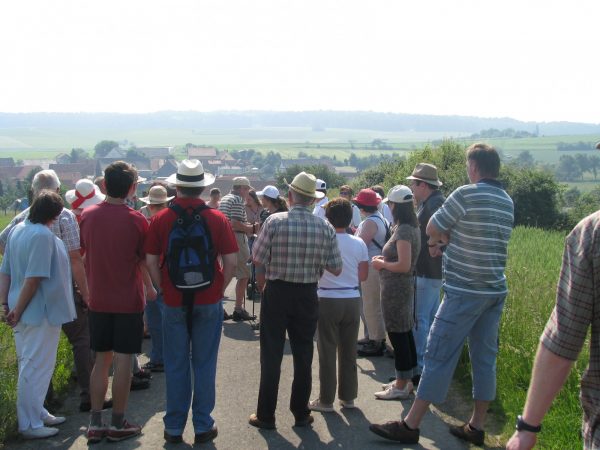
[139,259,157,301]
[230,219,253,234]
[506,344,574,450]
[372,240,412,273]
[325,265,342,276]
[425,219,449,246]
[357,219,377,246]
[221,253,237,297]
[6,277,42,327]
[69,250,89,304]
[358,261,369,282]
[0,273,9,319]
[145,254,162,289]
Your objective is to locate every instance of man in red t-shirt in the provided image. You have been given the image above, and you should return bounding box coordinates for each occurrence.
[146,159,237,445]
[80,161,156,443]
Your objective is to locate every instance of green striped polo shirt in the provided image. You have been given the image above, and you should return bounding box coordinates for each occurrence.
[431,179,514,296]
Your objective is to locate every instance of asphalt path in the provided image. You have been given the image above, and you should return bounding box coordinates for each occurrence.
[6,281,492,449]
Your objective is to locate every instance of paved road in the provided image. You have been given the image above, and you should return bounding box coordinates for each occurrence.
[6,282,491,449]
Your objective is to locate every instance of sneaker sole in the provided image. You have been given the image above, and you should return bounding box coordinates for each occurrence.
[106,430,141,442]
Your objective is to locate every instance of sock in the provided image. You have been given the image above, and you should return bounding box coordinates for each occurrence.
[111,412,125,428]
[90,410,103,427]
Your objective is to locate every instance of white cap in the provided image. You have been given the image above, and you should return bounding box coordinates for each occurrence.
[315,179,327,190]
[384,185,414,204]
[256,185,280,199]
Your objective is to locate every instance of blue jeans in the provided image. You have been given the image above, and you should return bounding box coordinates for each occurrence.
[414,276,442,373]
[145,294,164,364]
[416,290,505,404]
[162,301,223,435]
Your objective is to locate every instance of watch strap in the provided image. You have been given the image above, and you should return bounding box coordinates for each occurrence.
[516,415,542,433]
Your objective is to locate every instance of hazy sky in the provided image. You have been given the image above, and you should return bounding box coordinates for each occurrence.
[1,0,598,123]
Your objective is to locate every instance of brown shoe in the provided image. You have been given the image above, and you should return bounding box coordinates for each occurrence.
[369,420,419,444]
[293,414,314,427]
[248,413,276,430]
[449,422,485,446]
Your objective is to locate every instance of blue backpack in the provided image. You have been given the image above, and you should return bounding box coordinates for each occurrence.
[165,203,215,332]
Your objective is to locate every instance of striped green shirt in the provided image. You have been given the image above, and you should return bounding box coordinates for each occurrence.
[431,179,514,296]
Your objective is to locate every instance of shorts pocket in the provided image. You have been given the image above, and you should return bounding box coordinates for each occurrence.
[424,317,455,362]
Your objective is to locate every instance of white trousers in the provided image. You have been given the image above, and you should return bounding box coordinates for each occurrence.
[13,318,61,431]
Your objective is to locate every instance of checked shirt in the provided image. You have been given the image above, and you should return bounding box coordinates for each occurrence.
[541,210,600,449]
[252,204,342,284]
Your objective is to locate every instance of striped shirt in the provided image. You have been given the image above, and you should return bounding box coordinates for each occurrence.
[218,192,247,223]
[541,211,600,449]
[431,179,513,296]
[252,205,343,284]
[0,207,80,252]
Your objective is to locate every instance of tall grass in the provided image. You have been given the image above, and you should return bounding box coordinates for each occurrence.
[456,226,587,448]
[0,213,74,444]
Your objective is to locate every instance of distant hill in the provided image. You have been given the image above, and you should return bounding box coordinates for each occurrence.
[0,111,598,136]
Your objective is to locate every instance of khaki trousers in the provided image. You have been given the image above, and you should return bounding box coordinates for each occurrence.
[360,265,386,341]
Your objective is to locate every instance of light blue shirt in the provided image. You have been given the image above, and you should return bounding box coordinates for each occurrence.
[1,221,76,326]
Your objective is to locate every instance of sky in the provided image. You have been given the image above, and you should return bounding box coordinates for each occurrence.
[0,0,599,123]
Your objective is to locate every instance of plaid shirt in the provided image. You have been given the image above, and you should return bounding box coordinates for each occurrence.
[0,207,80,252]
[541,211,600,449]
[252,205,342,284]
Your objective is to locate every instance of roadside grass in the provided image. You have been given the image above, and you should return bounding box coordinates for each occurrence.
[455,226,586,448]
[0,213,74,445]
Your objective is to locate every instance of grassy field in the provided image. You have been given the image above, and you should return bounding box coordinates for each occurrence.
[0,213,74,445]
[453,226,586,448]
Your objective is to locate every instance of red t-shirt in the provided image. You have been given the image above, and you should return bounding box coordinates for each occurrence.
[145,198,238,307]
[80,202,148,313]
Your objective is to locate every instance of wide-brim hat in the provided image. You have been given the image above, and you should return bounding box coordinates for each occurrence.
[406,163,443,187]
[166,159,215,187]
[353,189,381,207]
[384,185,414,204]
[139,185,175,204]
[232,176,254,189]
[286,172,325,199]
[66,178,105,209]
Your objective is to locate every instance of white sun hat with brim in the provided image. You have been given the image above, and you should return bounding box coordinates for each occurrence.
[285,172,325,199]
[66,178,105,209]
[384,185,414,204]
[256,185,280,199]
[139,185,174,204]
[166,159,215,187]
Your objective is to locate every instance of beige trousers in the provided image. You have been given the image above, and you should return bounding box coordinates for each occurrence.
[360,265,386,341]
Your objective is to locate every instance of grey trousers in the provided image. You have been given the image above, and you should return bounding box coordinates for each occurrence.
[61,300,92,399]
[316,297,361,404]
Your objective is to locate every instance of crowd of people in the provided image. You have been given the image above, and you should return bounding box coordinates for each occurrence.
[0,141,598,449]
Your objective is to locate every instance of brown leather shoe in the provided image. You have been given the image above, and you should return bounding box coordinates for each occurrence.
[248,413,276,430]
[195,425,218,444]
[449,422,485,446]
[369,420,419,444]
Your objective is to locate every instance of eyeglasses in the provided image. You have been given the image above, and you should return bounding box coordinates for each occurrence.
[340,191,351,196]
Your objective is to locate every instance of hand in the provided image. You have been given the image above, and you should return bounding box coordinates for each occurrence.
[428,245,443,258]
[506,431,537,450]
[146,285,158,302]
[371,256,384,271]
[257,280,265,293]
[81,292,90,306]
[6,308,20,328]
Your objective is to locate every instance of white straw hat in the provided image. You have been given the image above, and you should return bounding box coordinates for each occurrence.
[166,159,215,187]
[65,179,105,209]
[286,172,325,199]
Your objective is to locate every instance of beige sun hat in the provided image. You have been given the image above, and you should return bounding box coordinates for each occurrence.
[139,185,174,205]
[166,159,215,187]
[65,178,105,209]
[406,163,443,187]
[286,172,325,199]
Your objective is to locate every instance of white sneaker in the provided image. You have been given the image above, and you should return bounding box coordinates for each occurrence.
[43,414,66,426]
[308,399,334,412]
[374,383,412,400]
[21,426,59,439]
[339,399,356,409]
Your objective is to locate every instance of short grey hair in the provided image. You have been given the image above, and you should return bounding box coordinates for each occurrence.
[31,169,61,195]
[289,189,314,206]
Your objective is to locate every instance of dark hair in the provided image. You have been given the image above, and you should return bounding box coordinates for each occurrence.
[263,195,288,212]
[467,143,500,178]
[29,190,63,224]
[354,203,377,213]
[210,188,221,196]
[104,161,137,198]
[389,201,418,227]
[370,185,385,198]
[177,186,205,197]
[94,176,106,195]
[414,180,438,191]
[325,198,353,228]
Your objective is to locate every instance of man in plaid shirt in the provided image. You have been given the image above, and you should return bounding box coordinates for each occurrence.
[507,205,600,448]
[248,172,342,430]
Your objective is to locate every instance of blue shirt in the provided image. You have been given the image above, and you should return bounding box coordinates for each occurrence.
[1,221,76,326]
[431,180,514,296]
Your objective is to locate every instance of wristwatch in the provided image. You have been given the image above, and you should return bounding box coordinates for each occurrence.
[516,415,542,433]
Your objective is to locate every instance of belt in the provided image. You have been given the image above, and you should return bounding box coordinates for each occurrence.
[319,286,359,291]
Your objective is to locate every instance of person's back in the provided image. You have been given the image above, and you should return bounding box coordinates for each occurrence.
[80,202,148,313]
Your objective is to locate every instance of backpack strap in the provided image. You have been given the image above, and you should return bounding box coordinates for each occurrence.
[369,214,390,250]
